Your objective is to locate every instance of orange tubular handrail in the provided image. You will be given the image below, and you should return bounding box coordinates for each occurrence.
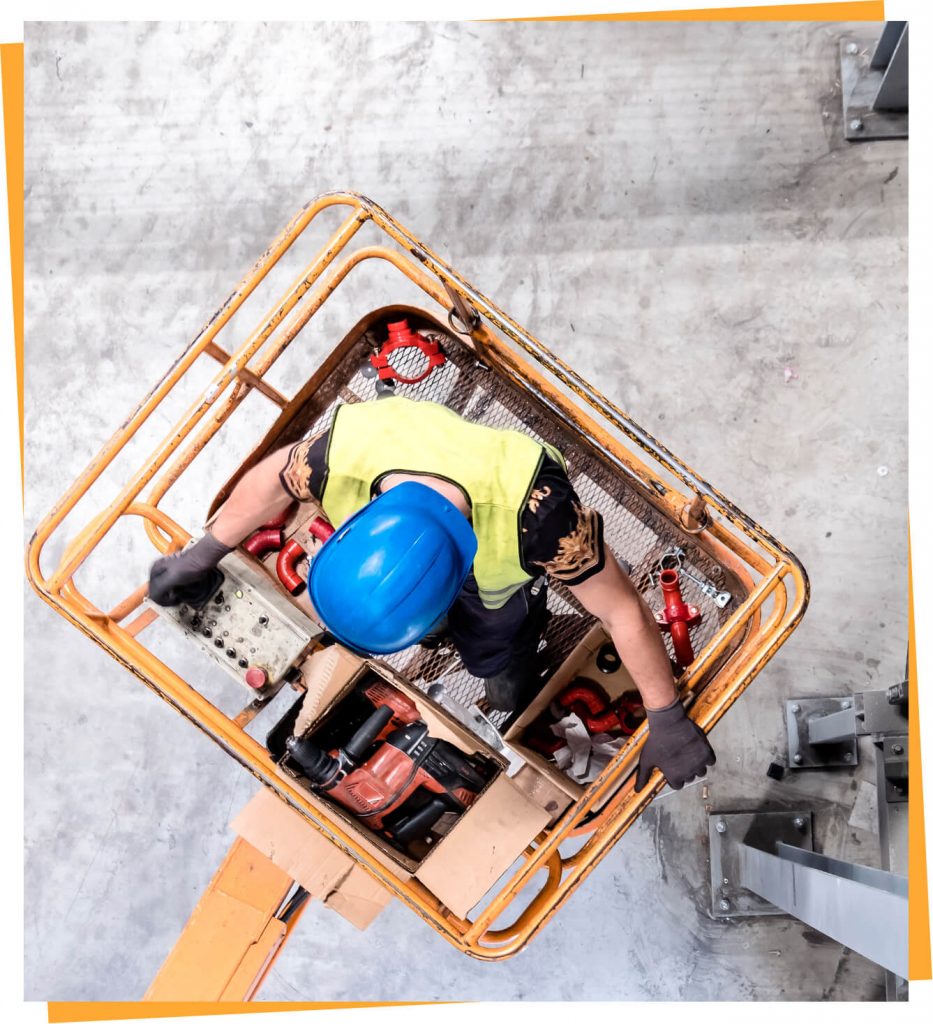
[25,191,809,961]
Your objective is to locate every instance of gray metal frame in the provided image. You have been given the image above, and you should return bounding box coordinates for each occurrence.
[841,23,909,141]
[739,843,908,978]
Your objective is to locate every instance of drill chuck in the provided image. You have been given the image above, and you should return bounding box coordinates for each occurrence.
[285,735,341,786]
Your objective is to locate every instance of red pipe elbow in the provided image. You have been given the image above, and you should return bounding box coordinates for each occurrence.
[276,538,308,596]
[242,527,284,558]
[557,681,612,715]
[557,680,632,735]
[309,516,335,543]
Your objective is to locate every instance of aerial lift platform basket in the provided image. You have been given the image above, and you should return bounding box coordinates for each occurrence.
[26,192,809,965]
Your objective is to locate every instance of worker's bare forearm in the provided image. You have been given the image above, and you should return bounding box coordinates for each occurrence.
[602,600,678,710]
[209,448,293,547]
[569,545,678,711]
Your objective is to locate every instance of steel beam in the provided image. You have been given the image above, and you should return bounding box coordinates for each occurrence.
[871,21,907,68]
[738,841,908,977]
[840,26,909,140]
[873,24,908,111]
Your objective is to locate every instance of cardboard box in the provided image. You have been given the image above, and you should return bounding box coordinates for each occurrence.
[231,787,392,931]
[510,764,575,824]
[271,646,550,919]
[504,624,640,800]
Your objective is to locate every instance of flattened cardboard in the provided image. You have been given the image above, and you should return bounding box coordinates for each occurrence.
[293,645,365,737]
[231,787,355,898]
[511,764,575,823]
[323,863,394,930]
[231,788,394,931]
[414,774,551,918]
[504,624,640,799]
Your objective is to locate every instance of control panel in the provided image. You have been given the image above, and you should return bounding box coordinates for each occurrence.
[147,548,322,692]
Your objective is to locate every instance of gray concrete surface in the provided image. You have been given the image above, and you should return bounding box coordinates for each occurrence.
[24,20,906,1001]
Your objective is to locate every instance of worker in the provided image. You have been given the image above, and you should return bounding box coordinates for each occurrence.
[148,396,715,791]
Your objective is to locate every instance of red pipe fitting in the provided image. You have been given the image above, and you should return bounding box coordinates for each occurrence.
[242,527,285,558]
[369,319,446,385]
[309,516,335,543]
[556,679,643,735]
[523,723,566,756]
[654,569,702,668]
[557,679,612,716]
[276,538,308,596]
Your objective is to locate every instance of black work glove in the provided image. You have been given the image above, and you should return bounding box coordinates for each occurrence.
[635,696,715,792]
[148,533,233,607]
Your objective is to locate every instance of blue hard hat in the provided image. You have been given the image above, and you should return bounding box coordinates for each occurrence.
[308,481,477,655]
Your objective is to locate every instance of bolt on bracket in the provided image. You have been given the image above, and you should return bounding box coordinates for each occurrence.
[708,811,814,919]
[785,696,859,769]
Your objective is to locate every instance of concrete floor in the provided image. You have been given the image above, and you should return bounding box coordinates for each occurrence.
[24,21,907,1001]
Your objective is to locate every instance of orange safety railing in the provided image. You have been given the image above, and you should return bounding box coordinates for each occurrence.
[26,192,808,960]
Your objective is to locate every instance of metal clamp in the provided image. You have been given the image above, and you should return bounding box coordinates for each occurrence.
[648,546,732,608]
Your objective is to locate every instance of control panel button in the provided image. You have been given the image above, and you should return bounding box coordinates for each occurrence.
[245,667,268,690]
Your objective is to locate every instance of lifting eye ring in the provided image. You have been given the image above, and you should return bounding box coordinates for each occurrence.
[447,305,481,335]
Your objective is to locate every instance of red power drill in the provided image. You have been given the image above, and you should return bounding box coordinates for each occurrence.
[286,695,492,855]
[309,676,421,753]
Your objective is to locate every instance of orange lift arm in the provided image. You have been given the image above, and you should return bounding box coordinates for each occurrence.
[144,837,310,1002]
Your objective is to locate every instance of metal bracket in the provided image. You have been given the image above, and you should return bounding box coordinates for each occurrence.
[840,27,908,141]
[441,280,481,333]
[708,811,813,918]
[856,689,909,739]
[879,735,908,804]
[785,696,858,769]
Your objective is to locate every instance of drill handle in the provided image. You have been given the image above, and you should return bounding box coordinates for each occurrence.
[344,704,394,763]
[388,796,450,847]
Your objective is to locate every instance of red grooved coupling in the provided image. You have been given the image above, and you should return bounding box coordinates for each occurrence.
[368,318,446,385]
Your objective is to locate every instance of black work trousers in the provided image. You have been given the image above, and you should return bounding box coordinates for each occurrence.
[447,573,549,678]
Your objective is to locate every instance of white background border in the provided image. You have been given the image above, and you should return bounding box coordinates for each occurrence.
[2,1,928,1021]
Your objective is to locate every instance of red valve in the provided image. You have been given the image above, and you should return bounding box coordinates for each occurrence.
[276,539,308,596]
[369,319,446,385]
[242,527,285,558]
[654,568,702,668]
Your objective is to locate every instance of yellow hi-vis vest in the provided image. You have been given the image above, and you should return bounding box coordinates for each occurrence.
[320,397,562,610]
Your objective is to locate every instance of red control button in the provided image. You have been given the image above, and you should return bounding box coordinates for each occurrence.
[245,667,268,690]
